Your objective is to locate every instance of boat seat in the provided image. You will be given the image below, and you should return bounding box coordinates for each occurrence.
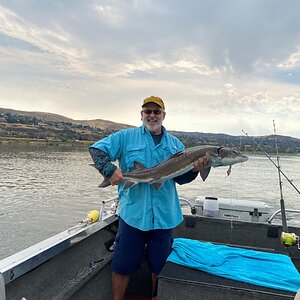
[158,262,296,300]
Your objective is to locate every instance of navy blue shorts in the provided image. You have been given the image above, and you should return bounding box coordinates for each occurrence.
[112,218,173,275]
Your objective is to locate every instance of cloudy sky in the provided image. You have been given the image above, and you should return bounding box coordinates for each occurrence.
[1,1,300,138]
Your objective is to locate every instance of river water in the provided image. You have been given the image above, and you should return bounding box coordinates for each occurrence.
[0,143,299,260]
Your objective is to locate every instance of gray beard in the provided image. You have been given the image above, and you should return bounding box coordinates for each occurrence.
[143,119,162,133]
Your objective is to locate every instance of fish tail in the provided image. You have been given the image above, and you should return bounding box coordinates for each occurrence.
[123,181,136,190]
[98,177,111,188]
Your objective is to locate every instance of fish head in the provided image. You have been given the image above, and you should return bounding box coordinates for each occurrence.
[210,147,248,167]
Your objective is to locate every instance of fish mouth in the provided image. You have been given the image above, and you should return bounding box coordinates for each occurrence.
[239,154,249,162]
[221,156,248,165]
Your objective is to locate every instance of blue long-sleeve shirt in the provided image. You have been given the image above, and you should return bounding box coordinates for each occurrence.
[89,125,197,231]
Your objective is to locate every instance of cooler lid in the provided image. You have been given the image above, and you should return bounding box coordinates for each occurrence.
[195,196,270,214]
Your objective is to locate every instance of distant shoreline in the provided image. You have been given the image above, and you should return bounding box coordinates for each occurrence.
[0,137,93,148]
[1,137,299,156]
[1,108,300,154]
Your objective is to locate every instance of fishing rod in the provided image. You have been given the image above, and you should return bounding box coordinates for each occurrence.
[241,130,300,196]
[242,125,300,248]
[272,121,300,248]
[272,120,288,233]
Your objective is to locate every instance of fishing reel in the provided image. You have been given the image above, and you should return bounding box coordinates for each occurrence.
[280,232,300,249]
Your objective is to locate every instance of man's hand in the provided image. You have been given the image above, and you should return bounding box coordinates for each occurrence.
[192,156,210,173]
[109,168,125,186]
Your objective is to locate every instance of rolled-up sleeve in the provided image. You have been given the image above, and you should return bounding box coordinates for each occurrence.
[89,147,117,178]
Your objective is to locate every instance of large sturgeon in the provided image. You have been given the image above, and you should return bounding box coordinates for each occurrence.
[99,145,248,190]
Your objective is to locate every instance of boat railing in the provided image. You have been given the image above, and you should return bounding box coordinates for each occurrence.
[0,210,117,285]
[0,273,5,300]
[179,197,196,214]
[267,209,300,224]
[100,197,119,220]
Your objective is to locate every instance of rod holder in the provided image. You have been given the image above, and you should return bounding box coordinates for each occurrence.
[280,232,299,247]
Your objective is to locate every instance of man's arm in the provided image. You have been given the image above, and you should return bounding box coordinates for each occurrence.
[173,170,198,185]
[89,147,124,186]
[89,147,117,177]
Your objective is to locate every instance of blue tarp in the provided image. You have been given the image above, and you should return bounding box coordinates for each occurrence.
[167,238,300,293]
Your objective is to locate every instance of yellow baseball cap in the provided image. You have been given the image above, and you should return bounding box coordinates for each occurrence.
[142,96,165,110]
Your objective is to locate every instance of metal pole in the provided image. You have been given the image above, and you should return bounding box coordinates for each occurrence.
[273,120,288,233]
[0,273,5,300]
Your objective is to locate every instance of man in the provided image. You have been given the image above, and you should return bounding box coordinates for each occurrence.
[89,96,209,300]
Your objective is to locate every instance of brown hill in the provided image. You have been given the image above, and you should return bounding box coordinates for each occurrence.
[0,107,133,131]
[1,107,300,152]
[76,119,133,131]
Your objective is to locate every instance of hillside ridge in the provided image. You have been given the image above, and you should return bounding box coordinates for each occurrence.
[1,107,300,153]
[0,107,132,131]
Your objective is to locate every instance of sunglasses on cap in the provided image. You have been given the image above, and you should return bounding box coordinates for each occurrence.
[142,109,164,115]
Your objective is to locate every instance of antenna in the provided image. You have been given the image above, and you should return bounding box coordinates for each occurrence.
[273,120,288,233]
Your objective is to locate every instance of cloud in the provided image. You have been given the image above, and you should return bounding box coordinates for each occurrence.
[1,1,300,138]
[278,47,300,69]
[94,4,126,28]
[0,5,95,77]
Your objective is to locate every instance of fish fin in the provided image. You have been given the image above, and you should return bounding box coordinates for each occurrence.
[170,151,184,158]
[152,182,163,190]
[133,161,147,170]
[227,165,232,176]
[199,167,211,181]
[98,177,111,188]
[123,181,136,190]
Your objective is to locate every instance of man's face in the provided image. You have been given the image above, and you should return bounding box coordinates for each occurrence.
[141,103,166,134]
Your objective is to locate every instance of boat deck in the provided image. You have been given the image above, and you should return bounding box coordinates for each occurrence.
[125,293,152,300]
[158,261,296,300]
[2,213,300,300]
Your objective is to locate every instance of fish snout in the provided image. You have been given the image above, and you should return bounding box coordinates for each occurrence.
[239,154,249,163]
[233,149,248,163]
[217,147,249,166]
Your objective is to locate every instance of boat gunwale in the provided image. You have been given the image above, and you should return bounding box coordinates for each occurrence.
[0,213,117,285]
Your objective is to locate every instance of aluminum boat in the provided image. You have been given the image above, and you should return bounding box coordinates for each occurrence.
[1,196,300,300]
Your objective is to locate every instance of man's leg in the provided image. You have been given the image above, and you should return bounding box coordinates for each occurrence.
[112,272,130,300]
[147,228,173,299]
[111,218,146,299]
[151,273,158,300]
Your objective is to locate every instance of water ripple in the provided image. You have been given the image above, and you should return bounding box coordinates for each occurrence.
[0,145,299,259]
